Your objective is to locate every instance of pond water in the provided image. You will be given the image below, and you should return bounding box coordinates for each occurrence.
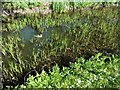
[2,26,36,42]
[19,26,36,42]
[2,24,69,60]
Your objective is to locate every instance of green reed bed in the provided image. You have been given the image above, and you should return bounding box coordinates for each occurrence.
[2,2,41,10]
[2,6,120,88]
[2,2,119,32]
[2,2,119,14]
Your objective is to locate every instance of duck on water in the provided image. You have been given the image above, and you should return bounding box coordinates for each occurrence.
[34,34,42,38]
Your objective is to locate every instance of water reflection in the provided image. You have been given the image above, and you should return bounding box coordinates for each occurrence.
[19,26,37,42]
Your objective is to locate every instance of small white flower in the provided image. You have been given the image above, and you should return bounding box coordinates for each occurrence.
[77,78,81,84]
[43,2,49,6]
[100,76,103,80]
[104,68,107,72]
[94,74,97,80]
[87,80,91,86]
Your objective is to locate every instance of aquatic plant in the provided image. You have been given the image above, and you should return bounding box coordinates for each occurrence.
[15,53,120,88]
[2,6,120,89]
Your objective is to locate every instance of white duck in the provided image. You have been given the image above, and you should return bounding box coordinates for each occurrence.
[34,34,42,38]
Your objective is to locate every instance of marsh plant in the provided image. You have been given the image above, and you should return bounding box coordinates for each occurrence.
[2,5,120,88]
[15,53,120,88]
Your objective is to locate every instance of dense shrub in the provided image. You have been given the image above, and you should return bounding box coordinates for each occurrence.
[15,53,120,88]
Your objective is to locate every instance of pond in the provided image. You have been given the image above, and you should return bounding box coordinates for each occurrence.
[2,6,120,88]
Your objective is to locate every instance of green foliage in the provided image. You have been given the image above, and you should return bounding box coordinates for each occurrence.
[52,2,68,13]
[2,6,120,87]
[2,2,41,10]
[2,2,119,13]
[16,53,120,88]
[12,2,29,9]
[50,2,119,13]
